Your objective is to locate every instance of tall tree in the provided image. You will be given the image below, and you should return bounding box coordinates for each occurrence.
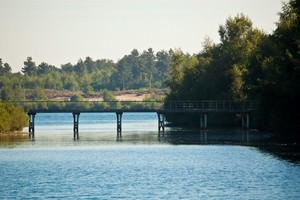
[218,14,264,100]
[155,50,171,88]
[22,57,37,76]
[37,62,57,75]
[0,59,12,74]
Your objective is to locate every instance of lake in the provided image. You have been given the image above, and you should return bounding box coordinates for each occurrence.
[0,113,299,199]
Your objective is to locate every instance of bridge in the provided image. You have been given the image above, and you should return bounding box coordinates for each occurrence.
[11,100,256,140]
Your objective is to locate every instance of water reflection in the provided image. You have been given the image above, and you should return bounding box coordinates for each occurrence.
[0,129,272,146]
[257,144,300,164]
[160,129,271,145]
[0,134,29,148]
[1,129,299,163]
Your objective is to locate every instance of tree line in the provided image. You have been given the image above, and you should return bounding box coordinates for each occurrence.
[165,0,300,141]
[0,48,173,100]
[1,0,299,139]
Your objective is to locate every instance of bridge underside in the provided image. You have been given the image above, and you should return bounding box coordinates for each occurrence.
[27,110,251,140]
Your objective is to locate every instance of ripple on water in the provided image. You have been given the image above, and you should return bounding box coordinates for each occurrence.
[0,145,299,199]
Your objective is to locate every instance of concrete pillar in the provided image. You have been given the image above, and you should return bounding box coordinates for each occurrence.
[73,112,80,140]
[200,114,203,129]
[28,112,36,139]
[241,113,250,129]
[246,113,250,129]
[204,113,207,129]
[200,113,208,129]
[116,112,123,136]
[157,113,165,133]
[200,130,207,144]
[242,114,245,129]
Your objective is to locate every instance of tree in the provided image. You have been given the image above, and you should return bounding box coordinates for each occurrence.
[155,50,171,87]
[218,14,264,100]
[254,0,300,138]
[139,48,156,88]
[166,49,185,94]
[102,90,116,101]
[37,62,58,75]
[31,87,48,100]
[0,59,12,74]
[117,56,134,90]
[22,57,37,76]
[70,94,83,102]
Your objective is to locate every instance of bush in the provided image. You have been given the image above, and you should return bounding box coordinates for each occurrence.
[0,102,28,133]
[70,94,84,102]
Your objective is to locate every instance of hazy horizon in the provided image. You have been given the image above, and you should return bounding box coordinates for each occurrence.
[0,0,284,72]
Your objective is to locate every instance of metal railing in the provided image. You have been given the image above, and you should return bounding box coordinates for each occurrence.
[165,100,255,113]
[3,100,256,113]
[6,101,163,113]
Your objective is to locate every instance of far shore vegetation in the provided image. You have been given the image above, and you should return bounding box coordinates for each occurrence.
[0,0,299,141]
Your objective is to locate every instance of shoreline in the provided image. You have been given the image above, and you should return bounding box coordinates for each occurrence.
[0,131,28,136]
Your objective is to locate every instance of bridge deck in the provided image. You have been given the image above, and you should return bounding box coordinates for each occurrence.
[27,108,254,114]
[6,100,255,114]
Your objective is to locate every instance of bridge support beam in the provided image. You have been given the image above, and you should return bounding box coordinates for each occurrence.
[157,113,165,133]
[28,112,36,139]
[116,112,123,136]
[200,113,207,129]
[241,113,250,129]
[200,130,207,144]
[73,112,80,140]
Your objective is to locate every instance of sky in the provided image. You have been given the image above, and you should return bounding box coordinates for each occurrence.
[0,0,284,72]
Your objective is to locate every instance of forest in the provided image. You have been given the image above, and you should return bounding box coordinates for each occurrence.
[0,0,299,140]
[165,0,300,141]
[0,48,172,101]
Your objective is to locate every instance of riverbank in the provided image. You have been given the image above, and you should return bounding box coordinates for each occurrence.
[0,131,27,136]
[0,132,28,144]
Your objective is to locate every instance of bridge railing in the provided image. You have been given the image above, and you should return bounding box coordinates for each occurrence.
[164,100,255,112]
[8,101,164,112]
[5,100,256,113]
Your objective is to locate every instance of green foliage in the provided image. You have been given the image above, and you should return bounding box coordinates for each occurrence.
[0,0,298,141]
[0,59,12,74]
[31,88,48,100]
[70,94,84,102]
[0,49,172,102]
[102,90,116,101]
[166,1,300,140]
[0,102,28,133]
[112,48,171,90]
[22,57,37,76]
[0,73,25,100]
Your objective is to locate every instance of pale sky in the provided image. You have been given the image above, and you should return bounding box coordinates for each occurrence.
[0,0,284,72]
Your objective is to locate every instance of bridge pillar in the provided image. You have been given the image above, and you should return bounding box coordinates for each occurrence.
[241,113,250,129]
[116,112,123,136]
[200,130,207,144]
[73,112,80,140]
[157,113,165,133]
[200,113,207,129]
[28,112,36,139]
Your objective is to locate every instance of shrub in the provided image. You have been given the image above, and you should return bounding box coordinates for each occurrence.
[0,102,28,133]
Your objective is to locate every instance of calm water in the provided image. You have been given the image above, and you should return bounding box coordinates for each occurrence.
[0,113,299,199]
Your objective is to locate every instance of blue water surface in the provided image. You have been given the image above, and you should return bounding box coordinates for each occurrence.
[0,113,299,199]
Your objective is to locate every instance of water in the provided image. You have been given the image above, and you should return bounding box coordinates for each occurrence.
[0,113,300,199]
